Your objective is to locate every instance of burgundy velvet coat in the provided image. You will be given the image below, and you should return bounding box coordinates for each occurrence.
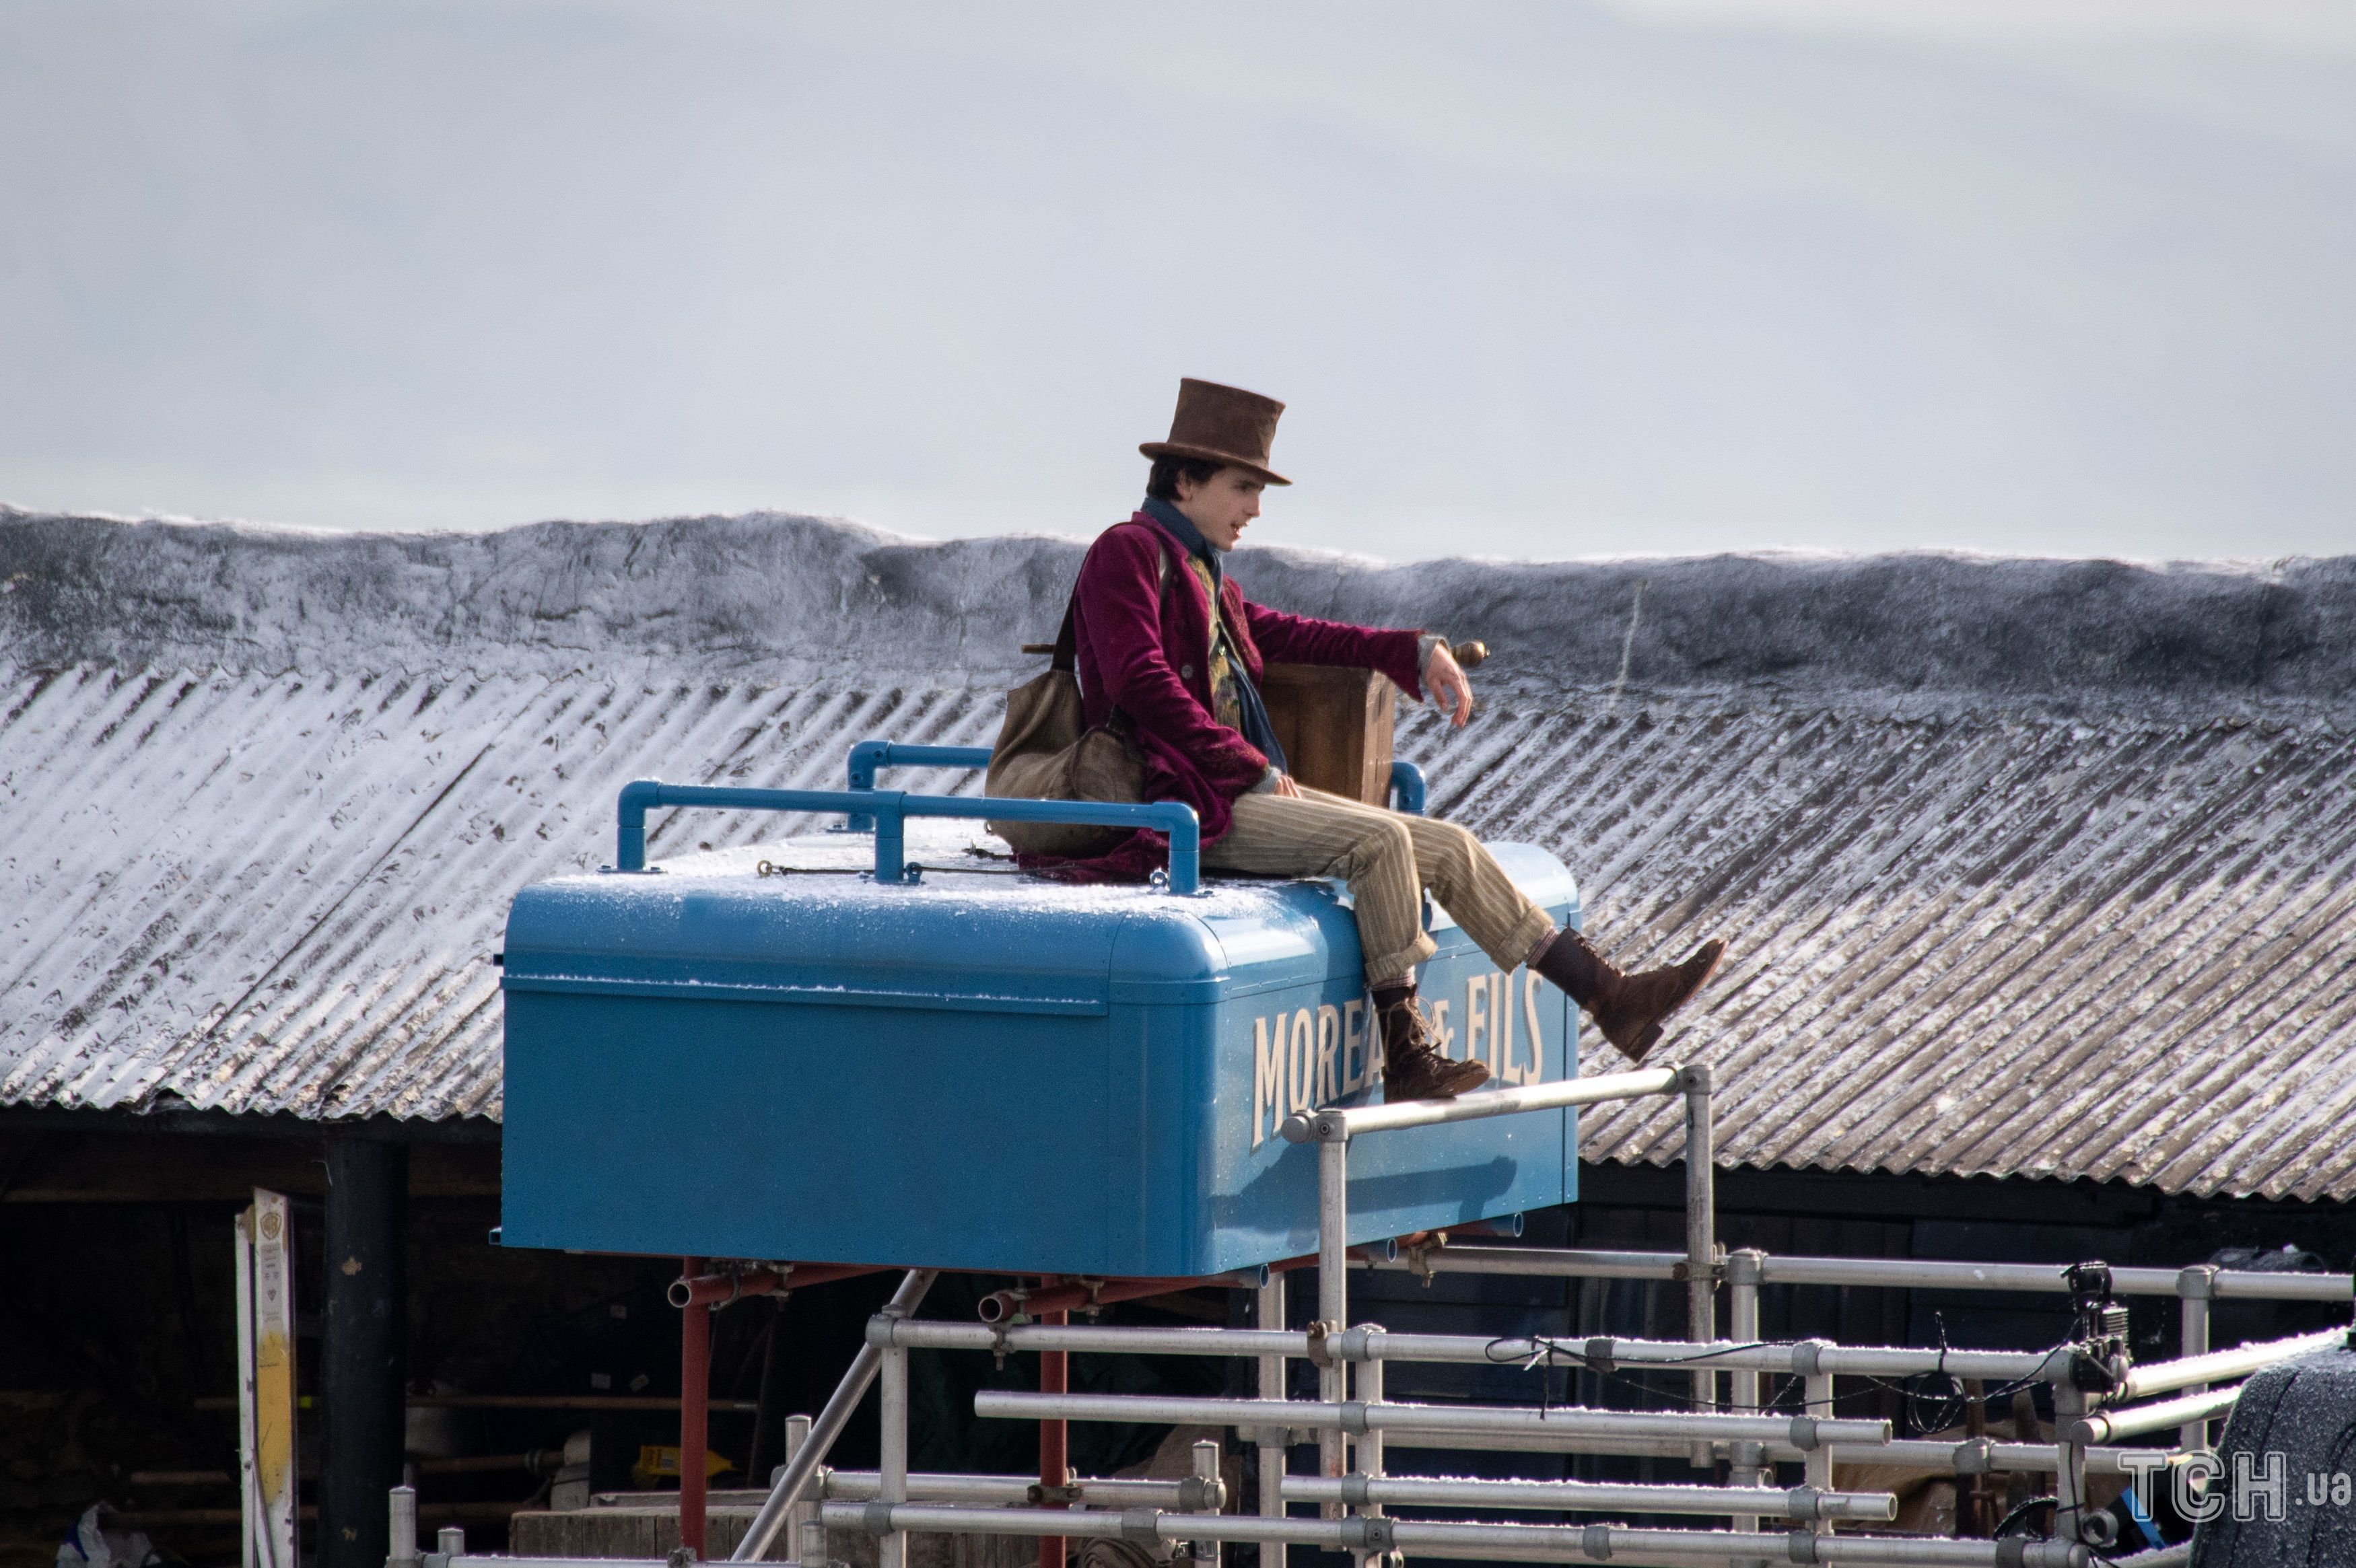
[1045,514,1426,879]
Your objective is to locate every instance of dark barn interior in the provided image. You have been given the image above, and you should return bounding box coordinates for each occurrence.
[3,1114,2347,1568]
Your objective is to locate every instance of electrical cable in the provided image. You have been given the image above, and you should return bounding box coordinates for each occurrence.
[1478,1332,2100,1557]
[1478,1331,2074,1428]
[1995,1496,2058,1538]
[1481,1334,1780,1413]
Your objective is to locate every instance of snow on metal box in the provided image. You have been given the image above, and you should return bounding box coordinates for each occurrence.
[498,825,1580,1277]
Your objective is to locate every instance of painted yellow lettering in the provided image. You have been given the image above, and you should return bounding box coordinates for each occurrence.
[1464,976,1489,1066]
[1523,970,1545,1082]
[1253,1015,1282,1149]
[1315,1005,1342,1103]
[1288,1007,1316,1114]
[1494,972,1515,1081]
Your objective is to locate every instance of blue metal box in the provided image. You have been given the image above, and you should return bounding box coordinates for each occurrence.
[499,764,1582,1279]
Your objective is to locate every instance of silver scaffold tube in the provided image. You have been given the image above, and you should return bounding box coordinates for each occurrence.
[2209,1271,2353,1302]
[731,1269,937,1562]
[1375,1244,1685,1281]
[819,1503,2092,1567]
[2114,1326,2347,1400]
[1255,1270,1287,1524]
[1377,1431,2186,1476]
[1379,1429,1765,1462]
[878,1318,2060,1383]
[815,1471,1204,1508]
[1383,1519,2092,1566]
[2066,1385,2245,1446]
[444,1559,672,1568]
[819,1502,1380,1550]
[1279,1472,1898,1522]
[1371,1246,2354,1304]
[1370,1330,2060,1382]
[881,1321,1302,1357]
[971,1390,1892,1450]
[1280,1067,1684,1142]
[1857,1439,2194,1477]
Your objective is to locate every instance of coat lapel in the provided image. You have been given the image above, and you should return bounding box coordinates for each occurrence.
[1142,523,1213,693]
[1218,577,1263,680]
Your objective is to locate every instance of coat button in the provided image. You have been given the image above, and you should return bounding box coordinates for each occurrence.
[1181,664,1194,679]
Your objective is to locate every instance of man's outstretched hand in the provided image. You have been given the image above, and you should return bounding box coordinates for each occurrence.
[1427,642,1475,727]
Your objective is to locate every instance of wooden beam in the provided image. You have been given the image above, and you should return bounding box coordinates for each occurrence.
[320,1141,407,1568]
[0,1131,497,1202]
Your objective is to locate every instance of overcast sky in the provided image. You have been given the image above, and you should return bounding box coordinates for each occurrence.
[1,1,2351,561]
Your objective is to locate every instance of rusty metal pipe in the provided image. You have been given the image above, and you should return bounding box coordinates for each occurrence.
[1381,1219,1525,1251]
[679,1257,711,1559]
[1039,1283,1068,1568]
[976,1247,1398,1322]
[668,1262,891,1309]
[978,1272,1251,1324]
[1269,1242,1396,1274]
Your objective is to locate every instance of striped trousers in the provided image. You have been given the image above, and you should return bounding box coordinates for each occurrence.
[1203,786,1558,985]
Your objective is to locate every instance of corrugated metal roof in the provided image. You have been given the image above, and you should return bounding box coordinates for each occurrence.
[0,661,1005,1123]
[1406,698,2356,1203]
[5,512,2353,1202]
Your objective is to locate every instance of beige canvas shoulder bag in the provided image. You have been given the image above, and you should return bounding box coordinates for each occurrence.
[984,553,1169,857]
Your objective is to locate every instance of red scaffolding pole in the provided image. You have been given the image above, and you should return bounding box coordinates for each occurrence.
[679,1256,710,1559]
[1038,1277,1068,1568]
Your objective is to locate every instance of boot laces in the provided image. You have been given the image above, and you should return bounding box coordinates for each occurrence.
[1381,995,1433,1051]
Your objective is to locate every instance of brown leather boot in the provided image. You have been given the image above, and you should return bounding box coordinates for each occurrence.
[1532,929,1725,1063]
[1374,982,1491,1100]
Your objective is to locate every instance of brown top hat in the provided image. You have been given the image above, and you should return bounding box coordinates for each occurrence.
[1139,378,1292,486]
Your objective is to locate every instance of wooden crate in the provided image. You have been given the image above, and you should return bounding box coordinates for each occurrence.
[1259,663,1395,805]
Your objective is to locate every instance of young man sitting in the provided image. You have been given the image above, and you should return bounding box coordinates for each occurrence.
[1061,378,1724,1100]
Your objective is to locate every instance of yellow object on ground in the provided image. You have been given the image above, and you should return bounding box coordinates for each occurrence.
[630,1445,736,1488]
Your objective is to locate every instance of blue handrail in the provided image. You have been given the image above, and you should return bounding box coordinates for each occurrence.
[843,741,994,830]
[615,781,1202,893]
[1389,760,1426,816]
[844,739,1425,816]
[846,740,994,790]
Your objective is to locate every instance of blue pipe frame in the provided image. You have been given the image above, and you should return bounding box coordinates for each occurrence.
[842,742,993,831]
[839,740,1427,817]
[609,741,1430,895]
[615,781,1204,891]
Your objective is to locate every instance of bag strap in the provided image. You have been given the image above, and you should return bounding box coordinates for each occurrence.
[1053,538,1173,674]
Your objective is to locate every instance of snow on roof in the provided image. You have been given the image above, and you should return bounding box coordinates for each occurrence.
[3,507,2353,1200]
[1428,697,2356,1202]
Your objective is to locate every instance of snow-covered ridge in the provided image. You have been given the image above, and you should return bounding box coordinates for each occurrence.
[4,507,2352,711]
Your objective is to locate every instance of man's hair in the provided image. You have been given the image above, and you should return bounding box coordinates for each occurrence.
[1145,455,1224,502]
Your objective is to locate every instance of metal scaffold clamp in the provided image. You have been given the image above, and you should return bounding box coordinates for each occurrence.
[1304,1319,1340,1367]
[1173,1474,1224,1513]
[1402,1230,1447,1283]
[1670,1243,1729,1285]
